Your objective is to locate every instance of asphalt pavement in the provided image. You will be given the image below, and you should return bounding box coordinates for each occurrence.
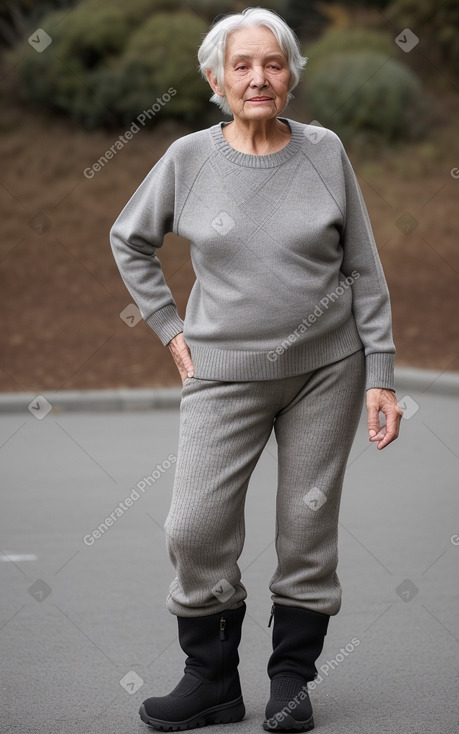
[1,372,458,734]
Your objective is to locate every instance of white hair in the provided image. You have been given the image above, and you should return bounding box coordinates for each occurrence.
[197,7,307,117]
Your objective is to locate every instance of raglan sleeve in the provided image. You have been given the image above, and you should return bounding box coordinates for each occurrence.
[109,150,184,346]
[338,142,396,391]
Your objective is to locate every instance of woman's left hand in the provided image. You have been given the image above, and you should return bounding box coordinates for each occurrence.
[366,388,403,450]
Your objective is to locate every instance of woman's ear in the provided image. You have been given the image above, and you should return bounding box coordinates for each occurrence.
[206,68,225,97]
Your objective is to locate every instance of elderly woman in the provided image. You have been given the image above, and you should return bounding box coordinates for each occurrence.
[110,7,402,732]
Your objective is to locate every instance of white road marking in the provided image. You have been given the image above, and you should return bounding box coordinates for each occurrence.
[1,553,38,562]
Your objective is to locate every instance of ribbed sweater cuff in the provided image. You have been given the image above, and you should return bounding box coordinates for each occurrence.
[365,352,395,391]
[145,304,184,346]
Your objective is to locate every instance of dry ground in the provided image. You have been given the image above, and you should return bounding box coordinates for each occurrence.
[1,93,459,392]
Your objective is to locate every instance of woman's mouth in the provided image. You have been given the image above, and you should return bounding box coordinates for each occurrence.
[247,97,273,103]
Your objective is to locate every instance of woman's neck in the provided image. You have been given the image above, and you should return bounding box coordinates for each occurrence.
[222,117,291,156]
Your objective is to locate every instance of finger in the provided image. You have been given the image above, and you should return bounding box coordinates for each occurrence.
[378,411,401,449]
[376,410,402,449]
[181,351,194,377]
[178,348,194,377]
[169,335,194,378]
[376,425,390,450]
[369,427,386,442]
[367,402,381,439]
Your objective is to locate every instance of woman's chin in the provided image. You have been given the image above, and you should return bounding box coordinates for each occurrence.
[238,105,279,121]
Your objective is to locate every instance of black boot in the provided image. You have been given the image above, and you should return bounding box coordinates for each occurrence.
[263,604,330,732]
[139,603,246,731]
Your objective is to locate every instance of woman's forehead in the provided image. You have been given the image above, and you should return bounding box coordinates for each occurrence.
[226,27,286,59]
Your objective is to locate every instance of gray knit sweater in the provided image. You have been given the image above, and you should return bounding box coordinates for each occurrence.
[110,118,395,390]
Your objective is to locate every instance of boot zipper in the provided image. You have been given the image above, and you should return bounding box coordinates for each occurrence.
[268,604,275,628]
[218,616,226,703]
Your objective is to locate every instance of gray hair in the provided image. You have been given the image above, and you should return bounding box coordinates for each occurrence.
[197,7,307,117]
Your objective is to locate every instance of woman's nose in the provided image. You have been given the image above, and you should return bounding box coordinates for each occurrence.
[250,66,268,88]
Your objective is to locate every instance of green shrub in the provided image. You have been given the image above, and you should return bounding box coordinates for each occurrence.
[184,0,289,22]
[92,13,210,126]
[9,0,209,127]
[304,27,395,72]
[304,51,428,143]
[387,0,459,73]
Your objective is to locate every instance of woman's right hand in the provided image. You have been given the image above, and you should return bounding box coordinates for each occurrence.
[168,333,194,384]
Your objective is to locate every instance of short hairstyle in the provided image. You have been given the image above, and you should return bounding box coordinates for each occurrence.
[197,7,307,117]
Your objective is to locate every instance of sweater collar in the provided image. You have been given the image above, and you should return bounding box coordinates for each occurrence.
[210,118,304,168]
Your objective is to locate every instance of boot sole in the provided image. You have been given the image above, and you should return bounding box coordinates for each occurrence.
[262,713,314,732]
[139,697,245,731]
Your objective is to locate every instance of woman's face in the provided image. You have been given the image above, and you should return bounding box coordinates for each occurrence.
[210,26,291,122]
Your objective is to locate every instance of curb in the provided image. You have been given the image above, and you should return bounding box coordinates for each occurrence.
[0,388,182,414]
[393,367,459,396]
[0,368,457,414]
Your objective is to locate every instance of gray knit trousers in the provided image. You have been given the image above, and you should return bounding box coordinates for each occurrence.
[164,349,365,618]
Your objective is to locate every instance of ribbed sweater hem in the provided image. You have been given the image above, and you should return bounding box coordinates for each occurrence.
[187,315,364,382]
[145,305,395,388]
